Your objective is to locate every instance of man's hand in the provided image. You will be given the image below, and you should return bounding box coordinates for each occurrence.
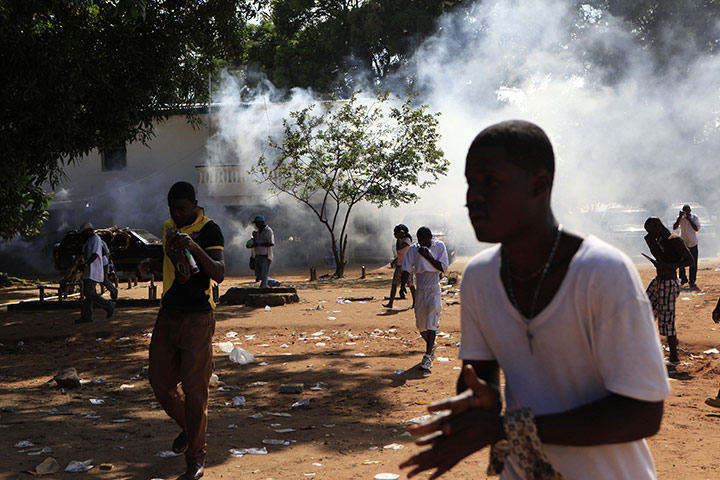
[399,365,502,479]
[166,231,199,255]
[418,247,434,261]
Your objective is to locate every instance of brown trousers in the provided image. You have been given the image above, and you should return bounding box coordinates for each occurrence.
[149,308,215,466]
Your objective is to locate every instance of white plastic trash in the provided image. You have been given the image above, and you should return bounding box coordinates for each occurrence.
[218,341,234,353]
[229,347,255,364]
[65,459,94,472]
[375,474,400,480]
[265,305,271,311]
[232,396,246,407]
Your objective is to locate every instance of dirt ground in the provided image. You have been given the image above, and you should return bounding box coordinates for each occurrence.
[2,257,720,480]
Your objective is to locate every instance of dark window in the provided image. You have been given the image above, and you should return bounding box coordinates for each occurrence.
[101,147,127,171]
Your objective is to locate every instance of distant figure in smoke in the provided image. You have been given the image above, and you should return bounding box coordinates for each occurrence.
[149,181,225,480]
[100,238,118,301]
[672,204,701,288]
[75,222,115,323]
[383,224,415,309]
[644,217,693,365]
[705,298,720,408]
[402,226,448,371]
[249,215,274,287]
[401,121,669,480]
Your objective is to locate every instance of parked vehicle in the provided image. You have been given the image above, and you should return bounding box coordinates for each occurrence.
[599,206,651,255]
[53,227,164,280]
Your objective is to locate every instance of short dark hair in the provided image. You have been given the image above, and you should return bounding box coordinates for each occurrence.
[417,226,432,238]
[168,181,196,203]
[394,224,408,234]
[467,120,555,179]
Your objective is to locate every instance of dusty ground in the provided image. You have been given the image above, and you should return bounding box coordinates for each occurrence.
[2,257,720,480]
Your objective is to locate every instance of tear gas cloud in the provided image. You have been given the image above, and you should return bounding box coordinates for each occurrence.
[208,0,720,262]
[5,0,720,275]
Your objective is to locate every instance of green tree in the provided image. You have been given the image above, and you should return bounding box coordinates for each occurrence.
[243,0,463,95]
[253,90,448,277]
[0,0,256,241]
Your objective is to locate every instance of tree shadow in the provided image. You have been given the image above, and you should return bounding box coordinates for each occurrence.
[0,305,456,478]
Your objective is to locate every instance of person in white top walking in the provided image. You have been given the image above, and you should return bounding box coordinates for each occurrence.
[76,222,115,323]
[672,204,701,288]
[400,120,669,480]
[402,227,449,371]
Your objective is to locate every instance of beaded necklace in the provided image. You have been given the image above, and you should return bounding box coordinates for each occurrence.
[504,224,563,354]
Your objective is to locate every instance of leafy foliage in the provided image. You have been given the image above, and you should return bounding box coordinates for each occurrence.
[243,0,464,94]
[253,90,447,277]
[0,0,255,241]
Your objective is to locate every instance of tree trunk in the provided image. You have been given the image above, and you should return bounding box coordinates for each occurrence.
[333,233,348,278]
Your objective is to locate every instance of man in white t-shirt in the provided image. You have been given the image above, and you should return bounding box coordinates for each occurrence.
[251,215,274,288]
[400,121,669,479]
[672,204,701,288]
[402,227,449,371]
[76,223,115,323]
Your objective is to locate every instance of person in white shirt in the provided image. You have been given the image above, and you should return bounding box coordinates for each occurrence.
[402,226,449,371]
[400,120,669,479]
[250,215,274,287]
[672,204,701,288]
[76,223,115,323]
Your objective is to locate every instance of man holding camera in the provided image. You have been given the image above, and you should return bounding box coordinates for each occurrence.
[673,204,701,288]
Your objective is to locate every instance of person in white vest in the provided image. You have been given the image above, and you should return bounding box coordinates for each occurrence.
[76,222,115,323]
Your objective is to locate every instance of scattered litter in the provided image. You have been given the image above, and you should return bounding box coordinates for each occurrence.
[65,459,94,472]
[89,399,105,405]
[292,398,311,408]
[401,415,432,424]
[119,384,135,390]
[232,396,246,407]
[218,342,234,353]
[247,381,268,387]
[14,440,34,448]
[209,374,220,386]
[229,448,247,457]
[262,438,287,445]
[362,460,380,465]
[280,383,304,394]
[225,331,238,338]
[681,297,691,301]
[267,412,292,417]
[275,428,296,433]
[346,342,356,345]
[354,353,366,357]
[394,369,405,375]
[311,331,324,337]
[315,342,326,347]
[99,463,115,471]
[437,357,450,362]
[704,348,720,354]
[364,365,371,369]
[118,337,131,342]
[155,450,183,458]
[250,413,264,419]
[111,418,131,423]
[323,424,335,428]
[265,305,271,311]
[396,431,412,437]
[229,347,255,364]
[258,362,268,366]
[375,474,400,480]
[327,317,337,321]
[35,457,60,475]
[245,334,256,340]
[309,382,328,391]
[26,447,53,456]
[91,378,106,385]
[383,443,403,450]
[280,344,289,348]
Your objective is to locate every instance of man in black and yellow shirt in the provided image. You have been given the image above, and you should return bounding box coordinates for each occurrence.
[149,181,224,480]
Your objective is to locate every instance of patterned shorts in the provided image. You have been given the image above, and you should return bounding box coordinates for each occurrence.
[646,277,680,336]
[391,265,414,287]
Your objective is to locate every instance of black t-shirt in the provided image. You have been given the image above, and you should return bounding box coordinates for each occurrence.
[162,221,224,311]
